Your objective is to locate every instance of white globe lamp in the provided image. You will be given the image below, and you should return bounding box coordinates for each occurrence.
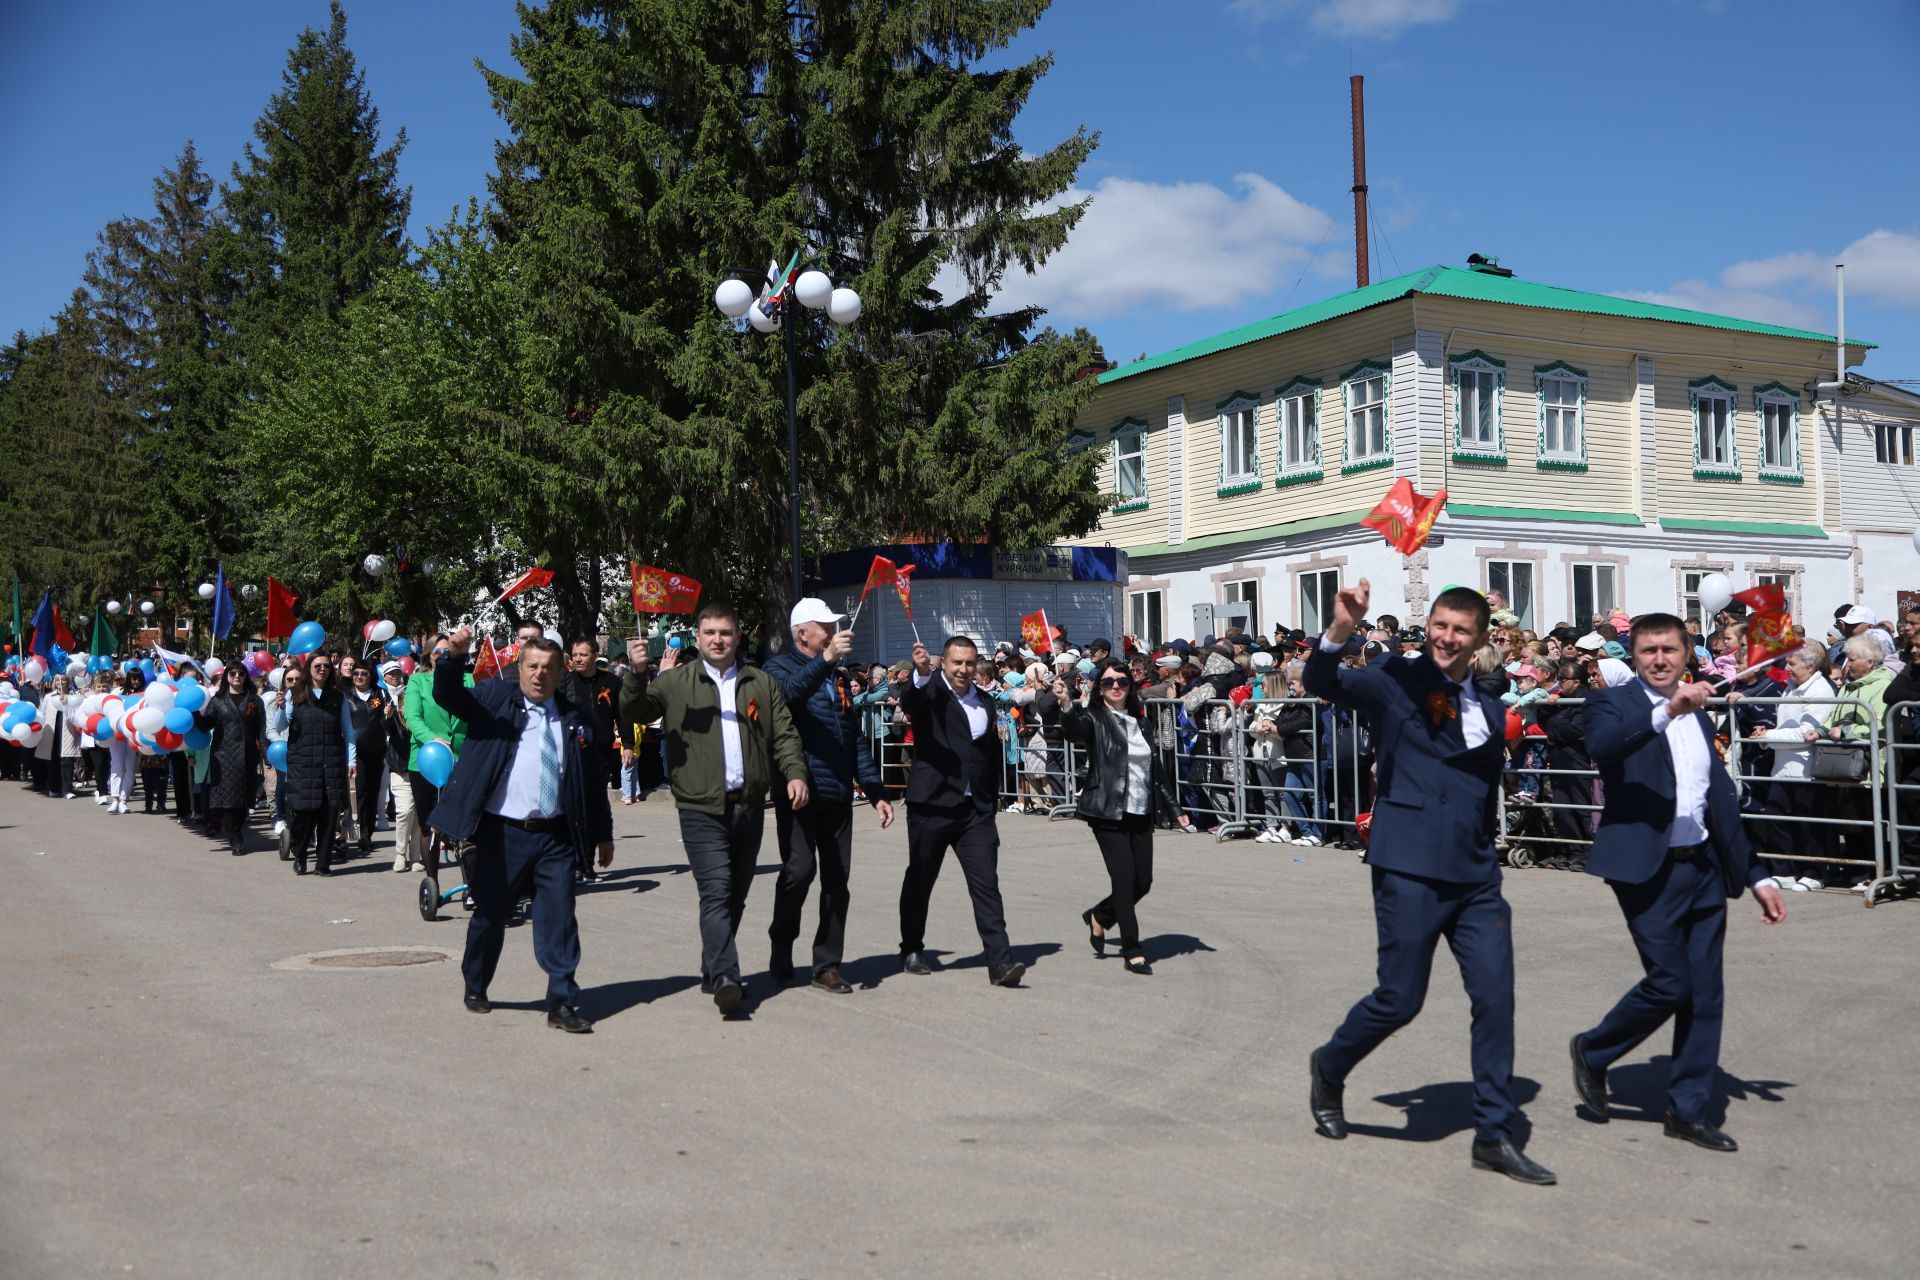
[794,270,833,311]
[714,277,754,319]
[827,287,863,326]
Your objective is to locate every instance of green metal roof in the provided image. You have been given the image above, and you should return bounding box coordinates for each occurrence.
[1098,264,1873,386]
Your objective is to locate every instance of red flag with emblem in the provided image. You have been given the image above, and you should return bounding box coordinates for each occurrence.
[1360,478,1448,555]
[472,635,502,681]
[1731,584,1795,669]
[859,555,897,602]
[493,564,553,606]
[630,563,702,614]
[1020,609,1058,656]
[891,562,916,620]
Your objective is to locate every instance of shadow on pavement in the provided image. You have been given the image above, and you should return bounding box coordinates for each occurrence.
[1347,1076,1544,1144]
[578,974,704,1022]
[1138,933,1217,964]
[1602,1057,1795,1126]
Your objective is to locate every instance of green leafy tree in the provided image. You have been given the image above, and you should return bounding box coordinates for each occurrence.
[479,0,1106,636]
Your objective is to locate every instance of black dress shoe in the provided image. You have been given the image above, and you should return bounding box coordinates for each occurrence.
[1570,1032,1609,1120]
[710,977,744,1014]
[1124,957,1153,975]
[810,967,852,994]
[464,991,491,1014]
[1471,1137,1557,1185]
[547,1004,594,1033]
[1663,1113,1738,1152]
[901,951,934,976]
[293,855,308,876]
[770,954,796,986]
[1309,1050,1348,1140]
[1081,908,1106,957]
[988,961,1026,987]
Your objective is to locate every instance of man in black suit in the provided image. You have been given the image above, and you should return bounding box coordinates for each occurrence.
[1570,613,1788,1152]
[893,637,1025,986]
[429,627,615,1033]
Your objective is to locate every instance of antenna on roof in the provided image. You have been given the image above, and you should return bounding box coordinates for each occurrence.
[1349,75,1369,288]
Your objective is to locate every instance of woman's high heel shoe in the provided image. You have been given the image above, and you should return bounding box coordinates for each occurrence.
[1081,908,1105,958]
[1125,957,1153,976]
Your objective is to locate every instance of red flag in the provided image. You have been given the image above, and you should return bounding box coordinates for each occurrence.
[49,604,76,652]
[630,563,703,614]
[472,635,502,681]
[1360,478,1448,556]
[493,564,553,606]
[1731,584,1795,669]
[891,563,916,620]
[859,555,897,601]
[1020,609,1058,656]
[266,577,299,640]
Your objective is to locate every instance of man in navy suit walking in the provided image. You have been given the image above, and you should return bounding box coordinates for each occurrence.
[430,626,615,1033]
[1304,579,1554,1185]
[1569,613,1787,1152]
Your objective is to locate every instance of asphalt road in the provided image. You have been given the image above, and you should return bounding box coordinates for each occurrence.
[1,783,1914,1279]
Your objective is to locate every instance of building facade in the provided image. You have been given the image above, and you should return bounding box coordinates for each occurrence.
[1064,261,1915,643]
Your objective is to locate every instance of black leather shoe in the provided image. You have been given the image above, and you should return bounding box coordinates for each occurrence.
[810,967,852,994]
[547,1004,593,1033]
[1309,1050,1348,1140]
[901,951,934,976]
[1663,1113,1738,1152]
[710,977,744,1015]
[293,855,308,876]
[1081,908,1106,957]
[770,954,796,986]
[1471,1137,1557,1185]
[464,991,491,1014]
[1124,957,1153,975]
[988,961,1026,987]
[1570,1033,1609,1120]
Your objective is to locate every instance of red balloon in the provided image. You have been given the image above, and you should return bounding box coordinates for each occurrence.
[86,714,105,736]
[153,728,185,752]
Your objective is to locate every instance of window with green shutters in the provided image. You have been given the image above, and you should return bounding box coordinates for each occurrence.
[1754,383,1802,484]
[1450,351,1506,464]
[1111,419,1148,511]
[1340,361,1391,473]
[1217,392,1262,496]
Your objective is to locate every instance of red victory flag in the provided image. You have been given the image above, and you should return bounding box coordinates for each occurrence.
[630,563,703,614]
[1731,583,1795,668]
[890,562,917,619]
[266,577,299,640]
[493,564,554,606]
[1360,478,1448,556]
[472,635,502,681]
[1020,609,1058,656]
[49,603,76,652]
[859,555,898,602]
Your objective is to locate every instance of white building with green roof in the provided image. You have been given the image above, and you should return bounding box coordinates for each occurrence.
[1064,257,1914,642]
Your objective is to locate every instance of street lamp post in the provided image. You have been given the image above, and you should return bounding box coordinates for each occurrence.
[714,260,861,602]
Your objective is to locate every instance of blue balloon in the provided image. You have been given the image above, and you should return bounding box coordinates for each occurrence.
[416,739,454,788]
[172,682,207,712]
[667,635,682,649]
[288,621,325,656]
[183,727,213,752]
[50,645,68,666]
[2,702,32,727]
[163,707,196,735]
[384,636,413,657]
[266,740,289,773]
[138,660,155,680]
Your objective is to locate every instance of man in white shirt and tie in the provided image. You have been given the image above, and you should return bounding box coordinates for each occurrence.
[891,637,1025,986]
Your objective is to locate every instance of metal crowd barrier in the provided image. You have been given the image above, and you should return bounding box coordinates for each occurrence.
[1876,699,1920,904]
[1723,695,1886,900]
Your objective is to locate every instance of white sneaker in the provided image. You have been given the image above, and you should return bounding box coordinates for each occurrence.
[1005,802,1024,813]
[271,820,286,837]
[410,860,426,873]
[1781,878,1809,892]
[95,795,110,806]
[1849,879,1873,894]
[1255,829,1277,843]
[1276,825,1296,843]
[1798,877,1824,891]
[393,854,410,873]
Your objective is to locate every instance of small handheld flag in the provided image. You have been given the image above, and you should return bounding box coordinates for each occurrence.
[493,565,554,606]
[630,563,702,614]
[1360,478,1448,556]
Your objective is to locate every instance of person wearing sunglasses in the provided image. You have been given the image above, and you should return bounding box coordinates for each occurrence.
[1048,657,1160,975]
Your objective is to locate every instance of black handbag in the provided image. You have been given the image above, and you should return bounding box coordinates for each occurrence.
[1810,740,1870,782]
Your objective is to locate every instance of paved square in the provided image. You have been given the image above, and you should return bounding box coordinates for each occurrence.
[1,791,1913,1278]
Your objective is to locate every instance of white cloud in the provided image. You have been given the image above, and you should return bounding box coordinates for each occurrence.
[1626,228,1920,332]
[1621,281,1826,332]
[1230,0,1464,40]
[941,172,1339,321]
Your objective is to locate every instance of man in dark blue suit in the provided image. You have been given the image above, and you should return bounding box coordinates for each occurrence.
[1304,579,1554,1185]
[1570,613,1787,1151]
[430,627,615,1033]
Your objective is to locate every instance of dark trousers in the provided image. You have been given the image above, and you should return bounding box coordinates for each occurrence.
[86,746,111,793]
[43,754,74,796]
[353,762,386,852]
[215,806,247,851]
[1317,866,1517,1143]
[678,799,765,983]
[900,803,1012,968]
[1087,812,1154,956]
[1578,854,1728,1125]
[169,753,195,818]
[140,760,169,810]
[770,797,855,970]
[288,804,340,871]
[463,817,581,1006]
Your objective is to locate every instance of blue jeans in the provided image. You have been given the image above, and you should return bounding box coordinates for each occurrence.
[1281,760,1323,841]
[620,756,642,800]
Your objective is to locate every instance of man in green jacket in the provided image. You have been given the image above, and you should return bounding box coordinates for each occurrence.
[622,602,810,1014]
[402,637,472,869]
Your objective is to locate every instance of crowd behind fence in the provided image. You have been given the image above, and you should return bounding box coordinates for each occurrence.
[855,692,1920,907]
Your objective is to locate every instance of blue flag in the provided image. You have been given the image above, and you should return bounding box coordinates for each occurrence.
[28,589,54,658]
[212,564,236,641]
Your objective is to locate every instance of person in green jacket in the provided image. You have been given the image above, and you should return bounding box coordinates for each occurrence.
[401,636,473,867]
[620,603,809,1015]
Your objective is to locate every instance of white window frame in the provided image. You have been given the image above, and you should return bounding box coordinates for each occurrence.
[1485,560,1535,631]
[1754,383,1802,483]
[1450,350,1506,463]
[1274,376,1323,486]
[1216,392,1261,496]
[1340,360,1391,473]
[1874,423,1915,465]
[1065,428,1094,457]
[1535,360,1588,470]
[1752,569,1797,616]
[1679,568,1727,633]
[1110,418,1148,512]
[1570,562,1618,628]
[1299,569,1339,637]
[1689,376,1740,479]
[1222,579,1259,637]
[1129,589,1164,648]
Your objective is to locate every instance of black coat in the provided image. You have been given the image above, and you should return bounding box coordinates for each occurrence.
[1537,694,1590,771]
[199,692,262,811]
[285,688,350,810]
[1057,701,1160,822]
[897,673,1001,813]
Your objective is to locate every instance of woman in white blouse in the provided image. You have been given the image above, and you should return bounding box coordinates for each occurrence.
[1051,658,1159,975]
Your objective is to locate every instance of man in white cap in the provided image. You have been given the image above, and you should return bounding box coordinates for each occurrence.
[1830,605,1877,668]
[763,598,894,992]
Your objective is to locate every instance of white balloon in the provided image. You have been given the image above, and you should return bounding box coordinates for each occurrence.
[16,724,41,749]
[268,668,286,691]
[794,269,833,311]
[364,553,389,577]
[826,287,862,326]
[79,694,103,718]
[203,659,225,678]
[1911,528,1920,556]
[1697,572,1734,616]
[197,582,215,599]
[369,619,397,644]
[22,659,46,684]
[131,706,166,735]
[142,683,176,710]
[241,583,258,600]
[106,600,123,615]
[542,628,565,648]
[66,659,87,680]
[714,277,754,319]
[746,302,780,334]
[139,601,155,616]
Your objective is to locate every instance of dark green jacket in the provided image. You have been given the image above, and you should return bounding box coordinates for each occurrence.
[619,659,808,815]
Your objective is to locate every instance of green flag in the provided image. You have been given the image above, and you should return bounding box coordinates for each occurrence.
[91,609,117,658]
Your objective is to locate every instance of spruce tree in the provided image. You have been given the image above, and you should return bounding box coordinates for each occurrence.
[481,0,1106,635]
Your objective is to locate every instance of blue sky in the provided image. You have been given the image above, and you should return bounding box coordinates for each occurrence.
[4,0,1917,379]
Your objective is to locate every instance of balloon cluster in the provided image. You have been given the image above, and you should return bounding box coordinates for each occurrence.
[40,671,218,759]
[0,698,44,749]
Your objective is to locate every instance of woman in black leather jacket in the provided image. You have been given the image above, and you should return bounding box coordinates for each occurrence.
[1050,658,1160,975]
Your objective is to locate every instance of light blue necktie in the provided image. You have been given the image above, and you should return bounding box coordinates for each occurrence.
[537,708,560,814]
